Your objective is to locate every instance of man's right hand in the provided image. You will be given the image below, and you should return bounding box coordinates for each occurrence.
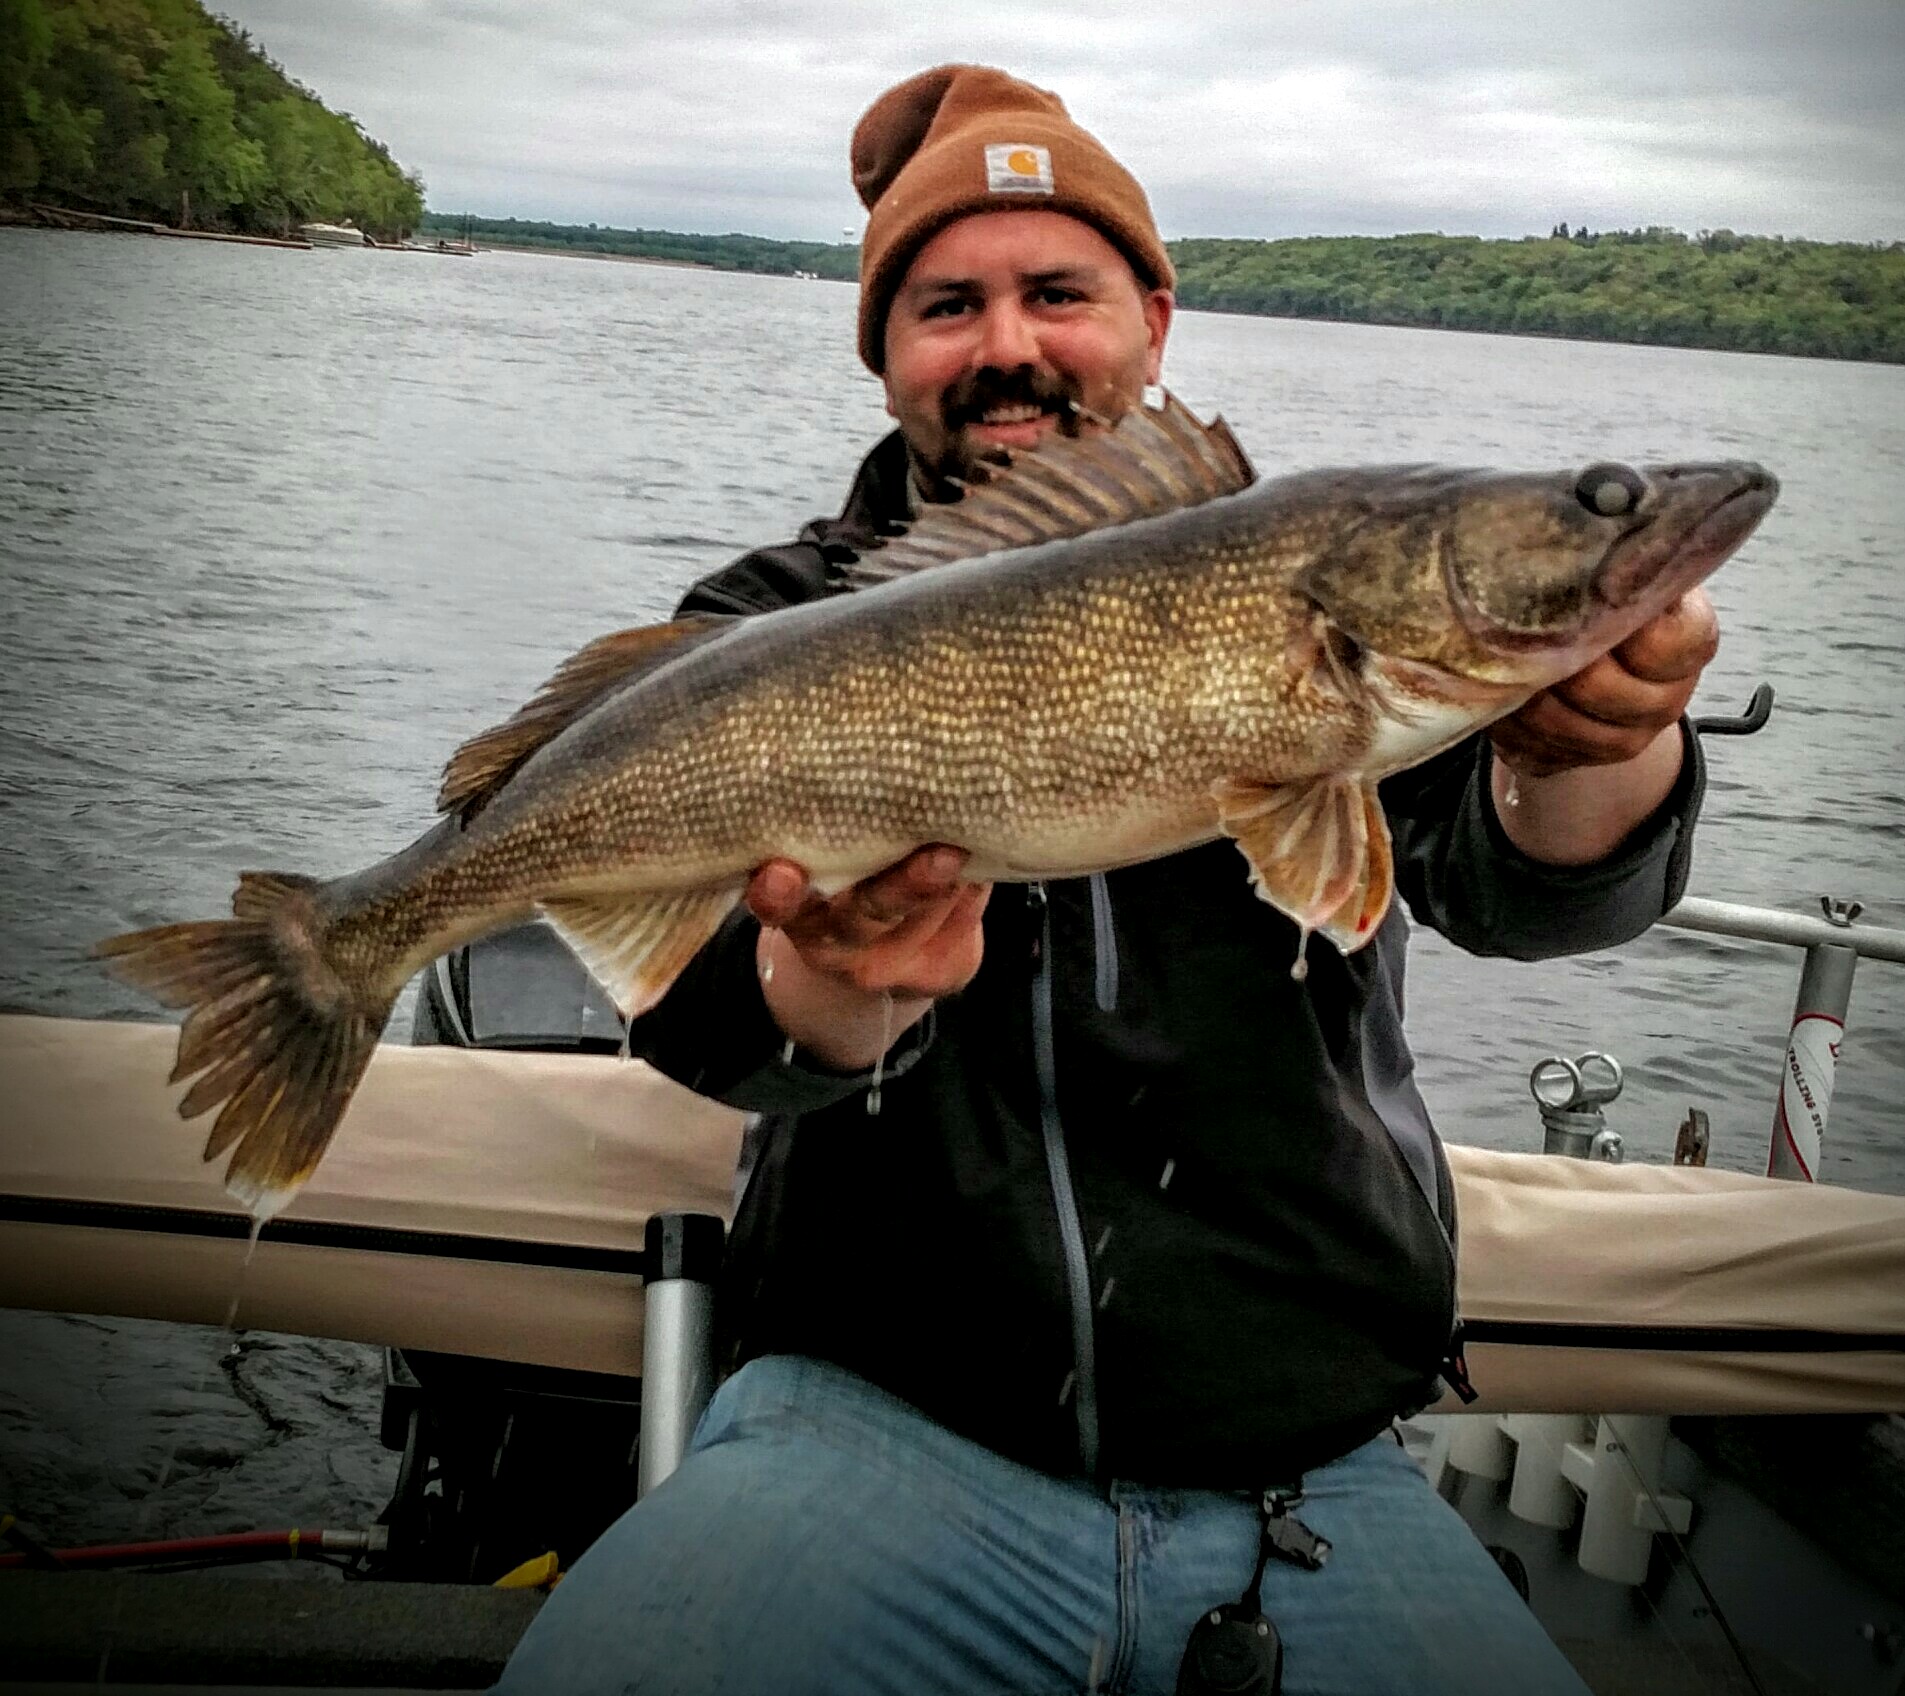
[747,845,990,1072]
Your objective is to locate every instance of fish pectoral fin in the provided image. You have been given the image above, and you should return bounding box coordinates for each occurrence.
[439,615,739,817]
[1214,775,1395,954]
[1334,784,1396,949]
[539,885,742,1022]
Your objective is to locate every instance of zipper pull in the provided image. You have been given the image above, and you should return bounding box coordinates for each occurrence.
[1440,1323,1480,1405]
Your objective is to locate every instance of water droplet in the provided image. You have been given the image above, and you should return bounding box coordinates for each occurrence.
[1057,1370,1076,1405]
[1290,954,1309,983]
[866,991,893,1116]
[1097,1277,1117,1310]
[220,1217,269,1329]
[1093,1225,1113,1257]
[1159,1157,1176,1190]
[781,1036,797,1065]
[1504,772,1521,809]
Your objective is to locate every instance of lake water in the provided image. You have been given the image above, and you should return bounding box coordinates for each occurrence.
[1,227,1901,1557]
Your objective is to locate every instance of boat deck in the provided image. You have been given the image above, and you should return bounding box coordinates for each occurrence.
[0,1568,1839,1693]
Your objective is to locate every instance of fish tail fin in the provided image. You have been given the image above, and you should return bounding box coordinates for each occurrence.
[92,871,394,1218]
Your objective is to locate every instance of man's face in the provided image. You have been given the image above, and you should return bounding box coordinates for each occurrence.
[881,209,1173,496]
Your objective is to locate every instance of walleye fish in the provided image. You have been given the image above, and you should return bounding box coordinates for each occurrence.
[96,396,1776,1215]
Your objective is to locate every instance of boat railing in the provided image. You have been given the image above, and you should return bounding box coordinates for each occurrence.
[1652,894,1904,1180]
[1433,890,1905,1604]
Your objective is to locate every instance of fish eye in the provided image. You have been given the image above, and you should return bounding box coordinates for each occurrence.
[1574,463,1647,518]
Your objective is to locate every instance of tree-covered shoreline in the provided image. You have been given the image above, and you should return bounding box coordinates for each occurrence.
[422,213,859,282]
[2,0,423,239]
[1170,228,1902,364]
[423,213,1904,366]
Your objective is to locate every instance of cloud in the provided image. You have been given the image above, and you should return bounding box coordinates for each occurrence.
[216,0,1905,242]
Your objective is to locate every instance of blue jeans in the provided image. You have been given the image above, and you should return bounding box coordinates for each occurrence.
[495,1355,1588,1696]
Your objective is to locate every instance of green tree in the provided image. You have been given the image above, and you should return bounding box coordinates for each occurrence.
[2,0,426,236]
[0,0,54,193]
[149,25,258,222]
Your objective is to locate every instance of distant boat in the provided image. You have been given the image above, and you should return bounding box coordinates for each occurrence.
[301,221,369,248]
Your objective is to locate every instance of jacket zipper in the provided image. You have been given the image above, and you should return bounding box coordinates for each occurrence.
[1028,881,1102,1475]
[1088,872,1119,1012]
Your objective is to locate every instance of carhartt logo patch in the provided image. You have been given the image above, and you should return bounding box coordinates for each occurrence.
[985,144,1054,195]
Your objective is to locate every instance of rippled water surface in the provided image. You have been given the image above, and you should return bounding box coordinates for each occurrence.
[1,227,1901,1552]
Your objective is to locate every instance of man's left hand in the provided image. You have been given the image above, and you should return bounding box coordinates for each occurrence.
[1491,589,1720,778]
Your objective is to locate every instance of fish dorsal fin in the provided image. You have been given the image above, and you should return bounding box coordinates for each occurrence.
[845,391,1256,589]
[438,614,737,816]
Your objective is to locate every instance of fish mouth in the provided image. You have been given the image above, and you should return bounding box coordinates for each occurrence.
[1439,460,1777,659]
[1594,462,1778,611]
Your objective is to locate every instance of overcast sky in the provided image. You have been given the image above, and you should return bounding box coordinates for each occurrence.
[215,1,1903,244]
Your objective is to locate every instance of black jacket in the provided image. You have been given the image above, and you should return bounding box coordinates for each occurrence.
[424,433,1705,1487]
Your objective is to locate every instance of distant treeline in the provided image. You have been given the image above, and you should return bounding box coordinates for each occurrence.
[1170,227,1903,363]
[423,213,859,280]
[1,0,423,238]
[426,213,1904,365]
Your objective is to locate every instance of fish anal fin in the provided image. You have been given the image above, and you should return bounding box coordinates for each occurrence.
[1214,774,1394,955]
[540,886,741,1022]
[846,391,1255,589]
[439,615,737,817]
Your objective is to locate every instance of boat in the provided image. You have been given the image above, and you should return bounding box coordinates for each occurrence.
[2,704,1902,1692]
[301,221,370,248]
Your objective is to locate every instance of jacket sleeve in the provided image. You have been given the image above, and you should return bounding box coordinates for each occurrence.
[1381,720,1705,961]
[674,527,865,618]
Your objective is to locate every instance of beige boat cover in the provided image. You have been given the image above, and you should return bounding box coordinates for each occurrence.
[1,1014,1900,1412]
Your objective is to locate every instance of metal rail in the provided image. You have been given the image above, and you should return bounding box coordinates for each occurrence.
[1651,894,1901,1181]
[1660,897,1905,964]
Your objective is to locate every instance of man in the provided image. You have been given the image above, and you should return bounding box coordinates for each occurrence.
[488,65,1716,1694]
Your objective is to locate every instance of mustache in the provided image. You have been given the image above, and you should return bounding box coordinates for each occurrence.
[941,366,1083,431]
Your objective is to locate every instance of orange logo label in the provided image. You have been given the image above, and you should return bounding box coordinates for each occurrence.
[984,143,1054,195]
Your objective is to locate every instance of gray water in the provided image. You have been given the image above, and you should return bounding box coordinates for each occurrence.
[1,227,1901,1561]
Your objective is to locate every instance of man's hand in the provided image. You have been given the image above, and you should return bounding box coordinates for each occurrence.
[1488,590,1719,866]
[1491,589,1720,778]
[748,845,990,1071]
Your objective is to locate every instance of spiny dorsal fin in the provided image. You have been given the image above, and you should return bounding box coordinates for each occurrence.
[846,391,1255,589]
[438,614,737,816]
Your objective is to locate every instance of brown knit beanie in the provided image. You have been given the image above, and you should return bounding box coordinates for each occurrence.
[852,64,1174,373]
